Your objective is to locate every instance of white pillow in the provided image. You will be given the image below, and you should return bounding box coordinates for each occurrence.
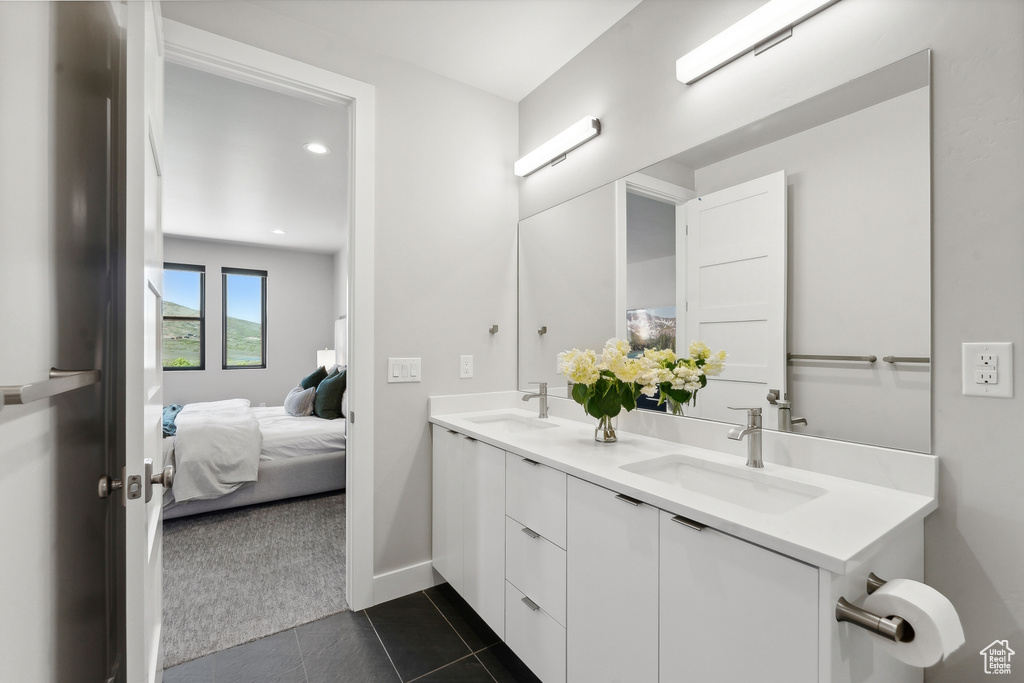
[283,385,316,417]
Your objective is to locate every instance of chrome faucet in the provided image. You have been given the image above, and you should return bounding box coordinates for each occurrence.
[522,381,548,418]
[767,390,807,432]
[727,406,763,468]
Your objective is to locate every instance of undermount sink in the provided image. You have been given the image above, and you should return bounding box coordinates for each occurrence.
[620,453,826,514]
[464,412,558,434]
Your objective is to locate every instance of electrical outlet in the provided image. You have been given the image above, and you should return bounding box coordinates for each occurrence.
[460,355,474,379]
[962,343,1013,397]
[975,369,997,384]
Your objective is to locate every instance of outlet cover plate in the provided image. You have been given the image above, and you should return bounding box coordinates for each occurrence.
[962,342,1013,397]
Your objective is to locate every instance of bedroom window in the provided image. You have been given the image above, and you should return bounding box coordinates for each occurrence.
[222,267,267,369]
[162,263,206,370]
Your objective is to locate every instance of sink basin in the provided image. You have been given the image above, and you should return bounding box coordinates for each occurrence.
[464,412,558,434]
[620,453,826,514]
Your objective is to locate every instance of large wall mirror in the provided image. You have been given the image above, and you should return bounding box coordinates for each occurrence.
[518,51,931,453]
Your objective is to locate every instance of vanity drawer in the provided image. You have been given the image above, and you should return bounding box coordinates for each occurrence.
[506,452,567,548]
[505,516,566,627]
[505,581,566,683]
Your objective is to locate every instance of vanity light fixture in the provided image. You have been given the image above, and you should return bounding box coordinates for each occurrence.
[675,0,841,85]
[303,142,330,155]
[514,116,601,177]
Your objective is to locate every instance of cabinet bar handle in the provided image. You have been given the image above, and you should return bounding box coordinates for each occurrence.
[521,526,540,539]
[671,514,706,531]
[464,436,477,442]
[614,493,643,507]
[521,596,541,611]
[446,430,458,435]
[521,458,540,466]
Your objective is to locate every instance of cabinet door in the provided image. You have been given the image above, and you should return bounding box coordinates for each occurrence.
[660,511,818,683]
[566,477,659,683]
[431,425,463,591]
[463,437,505,638]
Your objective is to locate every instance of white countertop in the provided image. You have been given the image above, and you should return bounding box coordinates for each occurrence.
[429,407,937,575]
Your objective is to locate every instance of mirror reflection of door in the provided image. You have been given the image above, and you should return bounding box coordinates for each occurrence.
[682,171,787,429]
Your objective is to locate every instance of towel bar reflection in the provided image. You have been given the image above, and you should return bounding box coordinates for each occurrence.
[0,368,101,412]
[788,353,877,363]
[882,356,930,364]
[836,573,916,643]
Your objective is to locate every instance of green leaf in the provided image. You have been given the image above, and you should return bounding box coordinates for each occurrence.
[572,382,589,405]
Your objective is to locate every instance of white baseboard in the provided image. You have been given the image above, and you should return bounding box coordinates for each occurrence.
[372,559,444,606]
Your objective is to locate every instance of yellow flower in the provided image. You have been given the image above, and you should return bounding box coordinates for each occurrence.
[688,340,711,361]
[644,348,677,365]
[702,349,728,376]
[558,348,600,385]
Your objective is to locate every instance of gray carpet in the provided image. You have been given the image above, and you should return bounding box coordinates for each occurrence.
[162,491,348,668]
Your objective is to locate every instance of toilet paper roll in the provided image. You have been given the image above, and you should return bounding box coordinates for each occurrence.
[862,578,965,667]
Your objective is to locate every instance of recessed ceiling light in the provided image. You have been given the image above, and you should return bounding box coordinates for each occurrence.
[272,229,286,235]
[304,142,330,155]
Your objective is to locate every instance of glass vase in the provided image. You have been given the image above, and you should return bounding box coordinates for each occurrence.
[665,397,685,416]
[594,415,617,442]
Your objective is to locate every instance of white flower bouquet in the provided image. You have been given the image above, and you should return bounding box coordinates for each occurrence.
[558,339,727,432]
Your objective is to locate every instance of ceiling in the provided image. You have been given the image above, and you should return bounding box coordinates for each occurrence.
[161,0,642,252]
[247,0,643,102]
[162,62,350,252]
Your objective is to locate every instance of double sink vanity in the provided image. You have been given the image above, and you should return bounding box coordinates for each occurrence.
[429,392,937,683]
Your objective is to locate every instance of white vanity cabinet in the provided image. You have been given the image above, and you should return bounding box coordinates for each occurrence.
[504,452,568,683]
[659,510,819,683]
[430,425,505,637]
[566,477,659,683]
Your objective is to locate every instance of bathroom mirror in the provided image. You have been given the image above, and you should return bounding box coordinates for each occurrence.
[518,51,931,453]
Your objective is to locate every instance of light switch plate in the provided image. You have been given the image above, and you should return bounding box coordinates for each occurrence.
[387,357,421,383]
[962,342,1013,397]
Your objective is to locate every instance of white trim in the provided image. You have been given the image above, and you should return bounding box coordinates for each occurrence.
[372,561,445,605]
[162,20,376,612]
[613,173,695,340]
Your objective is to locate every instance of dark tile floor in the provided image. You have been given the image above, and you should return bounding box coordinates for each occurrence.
[163,583,541,683]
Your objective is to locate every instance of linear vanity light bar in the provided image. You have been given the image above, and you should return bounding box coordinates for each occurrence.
[676,0,842,85]
[514,116,601,177]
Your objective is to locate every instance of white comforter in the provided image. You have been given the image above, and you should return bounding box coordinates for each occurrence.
[170,399,263,502]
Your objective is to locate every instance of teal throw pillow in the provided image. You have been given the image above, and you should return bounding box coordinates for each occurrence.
[300,365,329,390]
[313,369,347,420]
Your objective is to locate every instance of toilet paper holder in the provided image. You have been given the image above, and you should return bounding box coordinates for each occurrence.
[836,573,916,643]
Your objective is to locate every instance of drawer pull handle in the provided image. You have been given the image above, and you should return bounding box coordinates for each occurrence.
[521,526,540,539]
[614,493,643,506]
[521,458,540,466]
[446,430,458,435]
[464,436,477,442]
[671,514,706,532]
[521,596,541,611]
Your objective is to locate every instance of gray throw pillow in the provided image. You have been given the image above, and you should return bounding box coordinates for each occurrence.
[284,385,316,417]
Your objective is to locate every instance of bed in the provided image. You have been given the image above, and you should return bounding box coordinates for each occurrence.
[162,402,346,520]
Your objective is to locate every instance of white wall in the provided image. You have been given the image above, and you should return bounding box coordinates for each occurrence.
[161,3,520,582]
[162,236,336,406]
[518,1,1024,680]
[695,88,930,452]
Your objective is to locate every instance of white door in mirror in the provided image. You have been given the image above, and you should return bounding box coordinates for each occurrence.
[962,342,1013,397]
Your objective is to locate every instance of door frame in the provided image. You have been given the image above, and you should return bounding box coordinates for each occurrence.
[613,173,695,341]
[162,21,376,611]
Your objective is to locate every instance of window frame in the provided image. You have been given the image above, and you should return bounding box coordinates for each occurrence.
[221,267,268,370]
[162,262,206,371]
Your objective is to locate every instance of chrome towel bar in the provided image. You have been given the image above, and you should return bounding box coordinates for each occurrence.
[882,356,930,364]
[0,368,101,412]
[836,573,916,643]
[788,353,877,363]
